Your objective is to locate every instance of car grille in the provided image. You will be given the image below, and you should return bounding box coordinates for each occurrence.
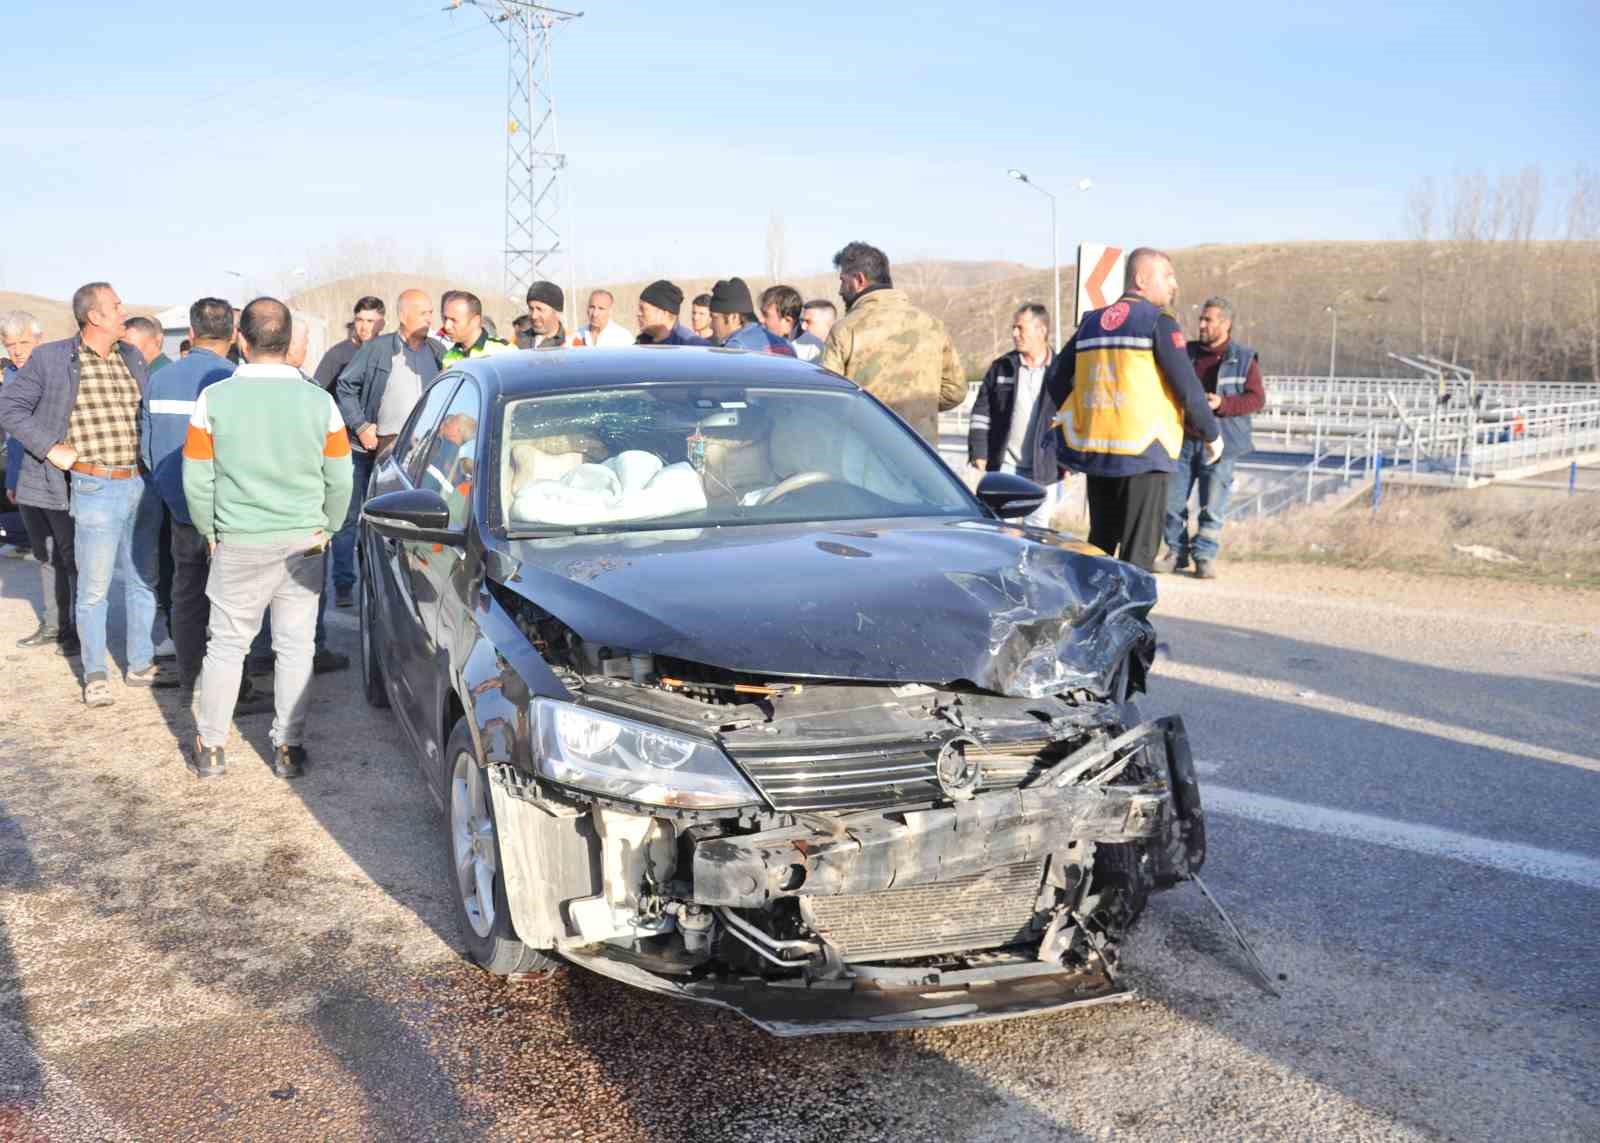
[733,742,944,812]
[805,861,1046,961]
[733,737,1053,812]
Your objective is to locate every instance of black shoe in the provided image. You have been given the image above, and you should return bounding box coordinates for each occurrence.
[271,744,307,779]
[313,647,350,674]
[57,631,81,658]
[17,624,59,649]
[335,585,354,609]
[189,738,226,779]
[1193,558,1218,580]
[235,678,275,716]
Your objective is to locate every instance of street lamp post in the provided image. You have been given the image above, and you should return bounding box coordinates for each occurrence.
[1323,304,1338,405]
[1007,171,1092,347]
[1008,170,1057,346]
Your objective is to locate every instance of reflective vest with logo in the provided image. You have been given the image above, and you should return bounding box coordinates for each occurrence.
[1057,296,1184,477]
[1212,340,1257,458]
[442,334,515,368]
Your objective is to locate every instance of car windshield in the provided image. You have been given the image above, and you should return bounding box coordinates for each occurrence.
[499,384,975,533]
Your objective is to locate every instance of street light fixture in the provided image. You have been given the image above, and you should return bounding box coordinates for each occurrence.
[1323,304,1338,378]
[1007,169,1092,347]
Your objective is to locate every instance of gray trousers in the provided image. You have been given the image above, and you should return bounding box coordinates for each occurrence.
[195,537,325,750]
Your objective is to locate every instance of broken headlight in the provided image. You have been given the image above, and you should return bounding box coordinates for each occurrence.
[532,699,759,810]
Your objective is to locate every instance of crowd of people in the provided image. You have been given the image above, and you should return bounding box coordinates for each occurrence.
[0,240,1258,777]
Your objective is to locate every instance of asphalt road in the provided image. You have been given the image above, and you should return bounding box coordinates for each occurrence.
[0,556,1596,1142]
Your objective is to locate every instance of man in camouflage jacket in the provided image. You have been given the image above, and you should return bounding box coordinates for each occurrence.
[819,241,966,446]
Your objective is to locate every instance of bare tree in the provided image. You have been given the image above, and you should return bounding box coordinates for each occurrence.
[765,213,786,284]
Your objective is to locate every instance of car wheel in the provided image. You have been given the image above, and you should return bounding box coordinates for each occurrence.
[442,719,555,976]
[360,567,389,709]
[1086,843,1151,936]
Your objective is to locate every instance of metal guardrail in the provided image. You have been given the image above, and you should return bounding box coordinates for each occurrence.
[1265,376,1598,410]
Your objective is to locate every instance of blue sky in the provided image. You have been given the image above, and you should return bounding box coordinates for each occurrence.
[2,0,1595,304]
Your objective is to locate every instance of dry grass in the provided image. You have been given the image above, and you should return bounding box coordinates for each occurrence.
[1222,486,1600,586]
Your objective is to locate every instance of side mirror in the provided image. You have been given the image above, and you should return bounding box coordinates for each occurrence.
[975,471,1046,520]
[362,488,463,546]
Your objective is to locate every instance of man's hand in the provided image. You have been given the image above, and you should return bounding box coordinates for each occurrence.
[5,489,15,505]
[972,458,988,472]
[1206,393,1223,411]
[356,425,378,452]
[207,539,216,555]
[45,442,78,471]
[1203,436,1225,465]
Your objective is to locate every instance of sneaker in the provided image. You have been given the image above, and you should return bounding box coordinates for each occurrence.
[83,674,114,708]
[17,623,60,649]
[188,737,226,780]
[1193,558,1218,580]
[125,664,179,689]
[1152,547,1190,574]
[271,744,307,779]
[313,647,351,674]
[335,584,354,609]
[153,637,177,662]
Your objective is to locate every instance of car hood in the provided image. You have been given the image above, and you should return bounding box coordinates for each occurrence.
[496,518,1156,699]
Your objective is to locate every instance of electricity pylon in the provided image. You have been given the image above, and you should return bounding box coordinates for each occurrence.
[450,1,582,318]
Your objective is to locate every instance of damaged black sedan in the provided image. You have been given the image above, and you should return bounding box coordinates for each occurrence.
[358,347,1206,1035]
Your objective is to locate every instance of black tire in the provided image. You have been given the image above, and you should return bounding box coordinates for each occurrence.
[440,719,555,976]
[360,564,389,709]
[1087,843,1151,936]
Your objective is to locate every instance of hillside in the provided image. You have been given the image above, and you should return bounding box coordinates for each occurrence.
[8,244,1596,384]
[0,291,163,341]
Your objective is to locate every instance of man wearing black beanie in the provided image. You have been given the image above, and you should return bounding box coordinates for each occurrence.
[525,281,568,350]
[634,280,711,346]
[708,278,795,356]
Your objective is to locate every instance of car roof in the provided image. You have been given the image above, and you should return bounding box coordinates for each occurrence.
[454,345,860,399]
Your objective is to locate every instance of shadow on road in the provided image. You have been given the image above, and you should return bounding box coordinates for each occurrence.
[0,797,44,1131]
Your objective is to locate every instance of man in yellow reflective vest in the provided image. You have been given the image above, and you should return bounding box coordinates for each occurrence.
[441,291,515,367]
[1044,247,1222,570]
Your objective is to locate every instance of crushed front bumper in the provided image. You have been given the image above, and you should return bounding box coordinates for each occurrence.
[694,716,1204,908]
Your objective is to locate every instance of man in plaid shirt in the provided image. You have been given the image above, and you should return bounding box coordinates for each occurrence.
[0,282,170,705]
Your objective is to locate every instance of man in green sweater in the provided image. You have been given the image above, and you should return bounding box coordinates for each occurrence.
[181,297,353,779]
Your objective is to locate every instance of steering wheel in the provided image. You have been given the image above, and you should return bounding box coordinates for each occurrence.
[755,470,841,506]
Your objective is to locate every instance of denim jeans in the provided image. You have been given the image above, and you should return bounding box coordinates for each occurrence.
[330,450,374,591]
[1162,438,1236,561]
[196,537,324,750]
[70,471,158,679]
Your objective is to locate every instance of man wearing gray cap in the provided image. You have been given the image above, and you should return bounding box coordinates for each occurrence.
[633,281,711,346]
[525,282,568,349]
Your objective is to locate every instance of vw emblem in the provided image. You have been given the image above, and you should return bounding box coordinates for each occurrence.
[936,737,981,800]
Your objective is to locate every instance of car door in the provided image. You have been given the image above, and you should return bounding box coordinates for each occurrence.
[367,374,461,750]
[402,377,483,768]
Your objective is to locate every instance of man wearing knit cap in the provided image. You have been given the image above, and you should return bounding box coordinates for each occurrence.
[634,280,711,346]
[525,281,568,350]
[708,278,796,357]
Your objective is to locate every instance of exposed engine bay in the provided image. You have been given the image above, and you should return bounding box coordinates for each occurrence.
[479,602,1207,1035]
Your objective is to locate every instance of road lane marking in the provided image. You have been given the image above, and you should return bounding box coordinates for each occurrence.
[1204,785,1600,890]
[1193,760,1224,776]
[1157,662,1600,775]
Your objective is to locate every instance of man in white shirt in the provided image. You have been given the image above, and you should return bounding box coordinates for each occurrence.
[571,289,633,347]
[967,303,1061,525]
